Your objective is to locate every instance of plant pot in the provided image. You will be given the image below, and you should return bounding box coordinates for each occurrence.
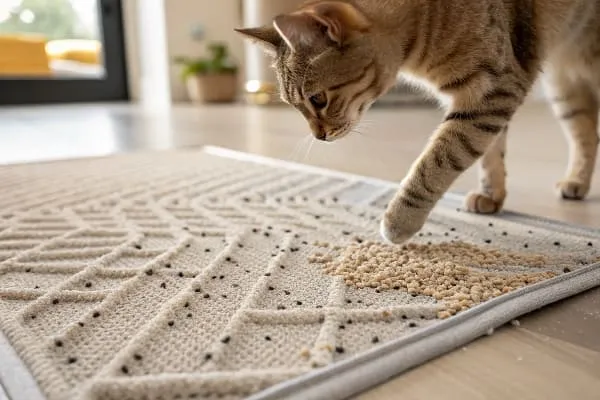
[186,73,238,103]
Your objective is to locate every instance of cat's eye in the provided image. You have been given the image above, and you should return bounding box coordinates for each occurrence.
[309,92,328,109]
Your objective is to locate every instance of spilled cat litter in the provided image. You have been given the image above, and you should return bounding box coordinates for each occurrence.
[0,147,598,400]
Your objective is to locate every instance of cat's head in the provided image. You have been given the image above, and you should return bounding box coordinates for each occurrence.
[236,1,396,142]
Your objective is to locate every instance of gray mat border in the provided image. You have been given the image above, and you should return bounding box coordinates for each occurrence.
[0,146,598,400]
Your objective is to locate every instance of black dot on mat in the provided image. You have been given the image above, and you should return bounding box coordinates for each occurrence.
[168,321,174,327]
[194,288,202,293]
[85,282,92,288]
[502,231,508,236]
[55,340,63,347]
[268,286,274,291]
[554,241,561,246]
[588,242,593,247]
[31,315,36,319]
[165,263,172,269]
[528,230,533,234]
[145,270,153,276]
[187,313,192,318]
[182,227,189,231]
[401,315,407,320]
[205,248,211,253]
[265,336,272,341]
[484,239,492,244]
[444,232,449,236]
[335,346,345,354]
[356,238,363,244]
[225,257,232,262]
[524,244,529,248]
[284,229,291,233]
[134,244,142,250]
[418,233,424,237]
[211,276,217,280]
[178,272,184,278]
[302,241,308,245]
[204,353,212,361]
[34,285,40,289]
[563,267,571,273]
[134,354,143,361]
[52,299,59,304]
[265,273,271,277]
[277,305,286,310]
[219,275,225,280]
[201,232,206,237]
[339,325,345,330]
[375,289,381,293]
[221,294,227,299]
[252,228,259,233]
[357,300,363,304]
[294,234,300,238]
[121,365,129,374]
[67,357,77,364]
[26,268,31,272]
[203,294,210,299]
[296,301,303,305]
[280,265,285,269]
[283,290,290,295]
[347,319,353,324]
[393,286,400,290]
[184,302,189,308]
[160,282,166,289]
[346,299,352,304]
[409,322,418,328]
[450,227,456,232]
[316,305,323,309]
[221,336,231,344]
[78,322,84,327]
[185,244,191,248]
[427,241,432,245]
[245,270,250,273]
[372,337,380,344]
[488,222,494,227]
[264,232,270,237]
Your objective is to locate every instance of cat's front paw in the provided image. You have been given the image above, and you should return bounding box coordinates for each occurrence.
[556,179,589,200]
[464,191,505,214]
[379,209,424,245]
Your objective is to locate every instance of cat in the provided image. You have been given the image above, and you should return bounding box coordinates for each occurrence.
[236,0,600,244]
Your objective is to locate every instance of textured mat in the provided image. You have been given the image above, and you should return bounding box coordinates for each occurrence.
[0,147,599,400]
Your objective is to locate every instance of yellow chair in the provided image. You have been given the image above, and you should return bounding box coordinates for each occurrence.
[0,34,51,76]
[46,39,102,66]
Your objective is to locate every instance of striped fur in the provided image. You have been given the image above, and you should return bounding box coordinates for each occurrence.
[237,0,600,244]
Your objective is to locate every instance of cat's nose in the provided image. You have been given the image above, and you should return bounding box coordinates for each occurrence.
[310,120,328,141]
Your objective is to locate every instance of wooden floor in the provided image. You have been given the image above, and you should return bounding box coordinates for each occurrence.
[1,101,599,399]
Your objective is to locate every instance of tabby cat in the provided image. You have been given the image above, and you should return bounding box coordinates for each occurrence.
[236,0,599,244]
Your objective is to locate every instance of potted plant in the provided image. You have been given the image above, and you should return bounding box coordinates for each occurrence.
[174,42,238,103]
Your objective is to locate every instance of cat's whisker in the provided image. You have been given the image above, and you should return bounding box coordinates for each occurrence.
[301,137,316,162]
[287,135,312,161]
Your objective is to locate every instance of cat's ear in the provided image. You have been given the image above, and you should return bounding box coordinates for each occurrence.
[273,1,370,50]
[234,26,282,55]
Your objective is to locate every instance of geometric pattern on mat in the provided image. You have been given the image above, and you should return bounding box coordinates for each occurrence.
[0,149,598,400]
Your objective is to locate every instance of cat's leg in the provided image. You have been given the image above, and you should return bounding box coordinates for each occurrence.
[381,102,519,244]
[543,71,599,200]
[464,127,508,213]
